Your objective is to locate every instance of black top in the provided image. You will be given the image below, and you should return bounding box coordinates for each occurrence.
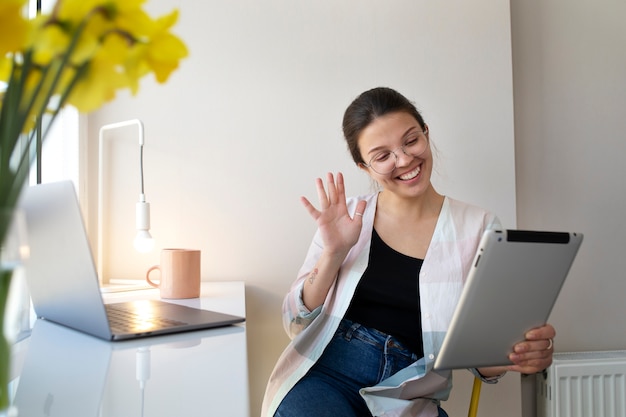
[344,229,424,356]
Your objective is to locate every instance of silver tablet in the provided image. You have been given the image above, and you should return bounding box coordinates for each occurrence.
[434,229,583,370]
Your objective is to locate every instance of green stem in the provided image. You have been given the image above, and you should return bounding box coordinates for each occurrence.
[0,15,91,214]
[37,62,88,142]
[0,269,13,410]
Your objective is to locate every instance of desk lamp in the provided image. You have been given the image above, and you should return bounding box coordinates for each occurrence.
[98,119,155,284]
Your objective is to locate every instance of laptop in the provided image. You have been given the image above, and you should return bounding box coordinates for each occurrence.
[18,180,244,341]
[434,229,583,370]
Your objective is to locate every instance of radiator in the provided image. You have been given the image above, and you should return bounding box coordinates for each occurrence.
[537,350,626,417]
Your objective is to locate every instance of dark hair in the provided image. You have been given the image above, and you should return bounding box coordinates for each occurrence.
[342,87,426,165]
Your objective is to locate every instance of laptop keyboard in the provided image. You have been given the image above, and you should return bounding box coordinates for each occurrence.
[106,304,187,333]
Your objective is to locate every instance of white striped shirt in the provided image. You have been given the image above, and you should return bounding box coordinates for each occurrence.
[262,193,501,417]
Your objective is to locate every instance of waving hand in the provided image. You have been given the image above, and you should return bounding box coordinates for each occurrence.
[301,172,367,257]
[299,172,367,310]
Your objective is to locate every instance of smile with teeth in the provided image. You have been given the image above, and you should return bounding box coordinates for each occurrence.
[399,166,421,180]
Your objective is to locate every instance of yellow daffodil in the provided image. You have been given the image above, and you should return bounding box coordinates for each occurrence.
[0,0,31,55]
[55,0,110,23]
[1,0,187,135]
[142,10,188,83]
[67,60,126,112]
[30,21,71,65]
[0,0,188,270]
[0,56,10,85]
[67,33,132,112]
[113,4,155,38]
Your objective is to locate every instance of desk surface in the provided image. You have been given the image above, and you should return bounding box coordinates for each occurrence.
[9,281,249,417]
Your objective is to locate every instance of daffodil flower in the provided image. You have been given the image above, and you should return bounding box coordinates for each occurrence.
[0,0,188,269]
[0,0,30,56]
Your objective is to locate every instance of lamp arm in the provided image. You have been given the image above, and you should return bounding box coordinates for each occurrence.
[97,119,146,284]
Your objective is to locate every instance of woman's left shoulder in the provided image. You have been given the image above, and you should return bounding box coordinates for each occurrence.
[444,196,494,216]
[443,196,500,228]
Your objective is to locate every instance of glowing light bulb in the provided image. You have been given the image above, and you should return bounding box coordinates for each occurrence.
[135,198,154,253]
[134,230,155,253]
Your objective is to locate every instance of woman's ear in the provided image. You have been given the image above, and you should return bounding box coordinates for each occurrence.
[357,162,369,173]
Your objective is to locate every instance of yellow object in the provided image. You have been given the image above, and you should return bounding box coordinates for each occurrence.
[468,377,483,417]
[0,0,188,206]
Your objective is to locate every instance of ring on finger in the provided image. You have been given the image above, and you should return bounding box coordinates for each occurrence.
[546,338,554,350]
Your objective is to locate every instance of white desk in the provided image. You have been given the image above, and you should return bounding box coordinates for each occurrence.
[8,281,249,417]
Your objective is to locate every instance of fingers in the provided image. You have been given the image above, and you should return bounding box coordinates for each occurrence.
[509,342,553,371]
[353,200,367,219]
[335,172,347,203]
[300,173,340,220]
[300,196,320,220]
[310,172,347,208]
[525,324,556,341]
[326,172,339,205]
[313,172,340,209]
[302,172,366,221]
[508,347,553,371]
[512,338,554,356]
[508,324,556,373]
[315,177,329,209]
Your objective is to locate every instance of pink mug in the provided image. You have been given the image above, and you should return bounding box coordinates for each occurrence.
[146,249,201,299]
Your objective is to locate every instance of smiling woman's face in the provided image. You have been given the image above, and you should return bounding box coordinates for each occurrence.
[358,111,433,198]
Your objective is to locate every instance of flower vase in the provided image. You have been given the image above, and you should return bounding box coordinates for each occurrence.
[0,209,28,414]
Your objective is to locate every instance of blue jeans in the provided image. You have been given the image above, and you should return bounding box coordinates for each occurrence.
[275,319,448,417]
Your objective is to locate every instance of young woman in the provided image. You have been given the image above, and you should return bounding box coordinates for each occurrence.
[262,87,555,417]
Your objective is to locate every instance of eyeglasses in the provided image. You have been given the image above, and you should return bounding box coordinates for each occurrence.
[362,129,429,175]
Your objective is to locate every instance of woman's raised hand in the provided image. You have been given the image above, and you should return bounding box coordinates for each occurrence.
[301,172,367,257]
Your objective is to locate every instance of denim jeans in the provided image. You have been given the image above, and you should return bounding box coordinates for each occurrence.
[275,318,448,417]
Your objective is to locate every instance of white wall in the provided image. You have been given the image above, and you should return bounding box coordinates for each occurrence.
[85,1,518,415]
[511,0,626,414]
[512,1,626,352]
